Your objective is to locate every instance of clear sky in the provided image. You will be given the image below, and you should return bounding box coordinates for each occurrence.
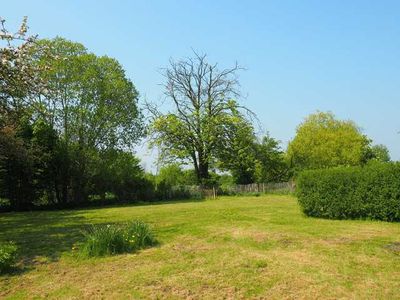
[2,0,400,169]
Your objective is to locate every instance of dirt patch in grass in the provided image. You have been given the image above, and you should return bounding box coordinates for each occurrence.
[384,242,400,255]
[170,236,215,253]
[218,228,298,247]
[231,228,269,243]
[318,236,356,246]
[148,285,241,300]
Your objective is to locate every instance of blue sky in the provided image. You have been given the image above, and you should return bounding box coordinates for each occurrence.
[2,0,400,169]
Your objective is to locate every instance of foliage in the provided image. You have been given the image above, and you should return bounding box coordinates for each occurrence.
[253,135,291,183]
[297,163,400,221]
[149,52,255,184]
[0,17,53,210]
[216,114,257,184]
[368,144,391,162]
[0,241,18,273]
[218,173,235,190]
[156,163,191,186]
[91,150,150,202]
[79,221,157,257]
[217,130,291,184]
[287,111,371,170]
[0,123,35,209]
[0,17,46,112]
[125,220,158,249]
[79,224,128,257]
[0,115,55,209]
[28,38,144,204]
[0,21,146,210]
[33,38,144,150]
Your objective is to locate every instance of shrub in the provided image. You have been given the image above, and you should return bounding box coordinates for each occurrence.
[0,242,18,273]
[296,163,400,221]
[79,221,157,257]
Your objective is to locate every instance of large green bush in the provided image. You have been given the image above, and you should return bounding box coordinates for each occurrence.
[297,163,400,221]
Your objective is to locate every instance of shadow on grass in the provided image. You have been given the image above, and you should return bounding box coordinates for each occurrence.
[0,198,199,271]
[0,211,96,272]
[77,197,205,211]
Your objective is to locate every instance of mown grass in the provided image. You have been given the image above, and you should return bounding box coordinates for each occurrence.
[0,195,399,299]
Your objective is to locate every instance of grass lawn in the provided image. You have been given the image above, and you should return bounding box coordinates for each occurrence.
[1,195,400,299]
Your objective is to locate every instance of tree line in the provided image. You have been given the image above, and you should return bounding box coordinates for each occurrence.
[0,17,391,210]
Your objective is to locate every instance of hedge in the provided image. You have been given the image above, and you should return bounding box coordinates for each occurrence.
[296,163,400,221]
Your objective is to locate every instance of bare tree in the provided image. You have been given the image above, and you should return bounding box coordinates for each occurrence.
[149,52,255,184]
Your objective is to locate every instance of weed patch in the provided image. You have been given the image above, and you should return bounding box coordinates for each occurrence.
[79,221,157,257]
[0,241,17,273]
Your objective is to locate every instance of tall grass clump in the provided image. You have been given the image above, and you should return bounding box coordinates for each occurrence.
[297,162,400,221]
[0,242,18,273]
[79,221,157,257]
[125,220,157,249]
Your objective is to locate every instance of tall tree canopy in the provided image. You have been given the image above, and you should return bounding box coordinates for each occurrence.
[287,111,371,170]
[218,130,290,184]
[0,17,51,209]
[33,37,144,150]
[1,24,146,209]
[215,114,257,184]
[29,37,144,203]
[253,135,290,183]
[149,53,255,184]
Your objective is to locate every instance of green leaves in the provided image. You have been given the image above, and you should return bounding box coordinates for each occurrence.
[79,221,157,257]
[33,38,143,149]
[0,241,18,273]
[149,53,251,183]
[287,111,371,170]
[297,163,400,221]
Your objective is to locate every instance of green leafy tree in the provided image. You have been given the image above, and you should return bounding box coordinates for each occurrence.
[0,17,54,209]
[157,164,186,187]
[253,135,290,183]
[0,20,146,209]
[217,124,289,184]
[108,151,147,202]
[287,111,371,170]
[32,38,143,203]
[216,114,257,184]
[90,149,151,202]
[34,38,143,150]
[149,53,255,185]
[0,121,36,209]
[156,164,198,187]
[368,144,391,162]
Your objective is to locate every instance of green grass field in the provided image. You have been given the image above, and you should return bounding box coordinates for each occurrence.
[1,195,400,299]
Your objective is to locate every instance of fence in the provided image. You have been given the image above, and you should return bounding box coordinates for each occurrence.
[222,182,295,195]
[160,182,295,200]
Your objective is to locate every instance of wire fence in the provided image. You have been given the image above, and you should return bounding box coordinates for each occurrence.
[223,182,295,195]
[164,182,295,200]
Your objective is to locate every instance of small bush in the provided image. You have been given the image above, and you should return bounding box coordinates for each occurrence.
[297,163,400,221]
[0,242,18,273]
[79,221,157,257]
